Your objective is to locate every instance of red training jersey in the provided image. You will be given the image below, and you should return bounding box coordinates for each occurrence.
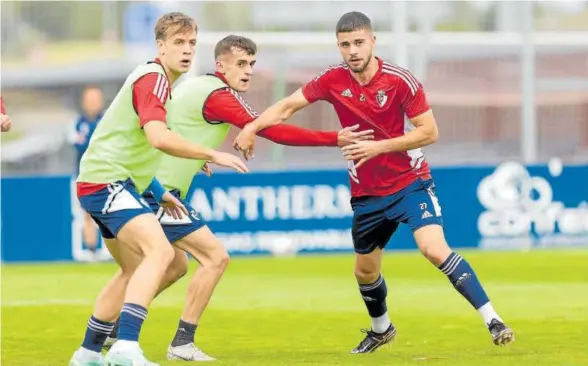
[302,57,432,197]
[204,73,338,146]
[0,96,5,115]
[77,59,171,197]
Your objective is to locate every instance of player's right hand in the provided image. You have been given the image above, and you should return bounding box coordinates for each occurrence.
[1,114,12,132]
[160,191,189,220]
[210,151,249,173]
[337,124,374,147]
[233,124,257,160]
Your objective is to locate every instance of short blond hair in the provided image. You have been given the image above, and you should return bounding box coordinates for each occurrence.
[154,12,197,41]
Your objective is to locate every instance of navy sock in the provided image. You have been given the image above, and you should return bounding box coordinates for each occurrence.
[171,319,197,347]
[439,252,490,309]
[359,274,388,317]
[81,315,116,352]
[118,303,148,342]
[110,317,120,338]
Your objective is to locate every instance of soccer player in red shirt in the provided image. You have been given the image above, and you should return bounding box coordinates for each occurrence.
[234,11,514,353]
[0,97,12,132]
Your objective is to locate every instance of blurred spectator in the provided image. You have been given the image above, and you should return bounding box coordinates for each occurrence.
[69,86,104,255]
[1,96,12,132]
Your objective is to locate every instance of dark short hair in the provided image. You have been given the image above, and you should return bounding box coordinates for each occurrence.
[214,35,257,59]
[155,12,197,41]
[336,11,372,34]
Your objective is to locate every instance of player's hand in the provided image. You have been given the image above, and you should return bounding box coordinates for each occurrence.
[160,192,189,220]
[210,151,249,173]
[337,124,374,147]
[341,140,387,169]
[201,162,213,177]
[233,124,257,160]
[1,114,12,132]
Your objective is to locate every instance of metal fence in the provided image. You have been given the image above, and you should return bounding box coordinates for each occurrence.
[2,1,588,175]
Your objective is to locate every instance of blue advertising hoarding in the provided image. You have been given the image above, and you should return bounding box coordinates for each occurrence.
[1,162,587,263]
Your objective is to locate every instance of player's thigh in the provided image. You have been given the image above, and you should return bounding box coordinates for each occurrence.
[116,213,173,258]
[104,238,144,274]
[399,179,450,263]
[145,192,227,267]
[174,226,229,268]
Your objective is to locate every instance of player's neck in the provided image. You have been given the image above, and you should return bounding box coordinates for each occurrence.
[351,57,379,86]
[158,59,181,84]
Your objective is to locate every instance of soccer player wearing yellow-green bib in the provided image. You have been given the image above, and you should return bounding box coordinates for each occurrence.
[69,13,249,366]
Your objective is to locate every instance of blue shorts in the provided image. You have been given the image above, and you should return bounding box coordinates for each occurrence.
[78,179,153,239]
[142,189,206,244]
[351,178,444,254]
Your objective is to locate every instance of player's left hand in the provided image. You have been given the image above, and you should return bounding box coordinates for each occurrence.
[160,191,189,220]
[341,140,387,168]
[337,124,374,147]
[201,162,213,177]
[233,124,257,160]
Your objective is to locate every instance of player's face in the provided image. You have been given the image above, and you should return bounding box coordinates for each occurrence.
[82,88,103,118]
[158,30,197,76]
[217,48,256,92]
[337,28,375,73]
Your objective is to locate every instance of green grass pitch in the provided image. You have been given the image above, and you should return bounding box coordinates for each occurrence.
[2,249,587,365]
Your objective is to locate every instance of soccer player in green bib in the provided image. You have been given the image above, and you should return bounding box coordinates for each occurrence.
[92,35,374,361]
[69,13,248,366]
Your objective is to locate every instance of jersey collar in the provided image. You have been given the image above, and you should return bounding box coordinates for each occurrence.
[210,71,230,86]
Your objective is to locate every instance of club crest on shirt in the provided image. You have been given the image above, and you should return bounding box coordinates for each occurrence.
[376,90,388,107]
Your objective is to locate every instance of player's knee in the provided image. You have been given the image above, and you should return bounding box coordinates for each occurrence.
[354,267,379,283]
[419,240,451,266]
[211,250,230,273]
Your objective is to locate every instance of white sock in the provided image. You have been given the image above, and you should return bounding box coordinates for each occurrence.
[478,302,503,326]
[371,312,391,334]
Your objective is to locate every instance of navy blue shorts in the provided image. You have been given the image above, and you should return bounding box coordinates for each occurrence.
[351,178,444,254]
[142,189,206,244]
[78,179,153,239]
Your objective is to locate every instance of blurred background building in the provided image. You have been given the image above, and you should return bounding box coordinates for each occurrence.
[2,0,588,176]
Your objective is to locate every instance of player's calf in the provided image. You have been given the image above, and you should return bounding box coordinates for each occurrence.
[352,250,397,354]
[414,225,514,345]
[166,227,229,361]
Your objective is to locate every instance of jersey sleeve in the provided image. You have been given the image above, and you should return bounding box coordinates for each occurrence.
[1,96,5,115]
[301,67,335,103]
[204,89,338,146]
[258,124,338,147]
[397,70,430,119]
[203,88,258,125]
[132,73,169,127]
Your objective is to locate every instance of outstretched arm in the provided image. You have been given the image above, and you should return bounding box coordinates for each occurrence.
[204,89,336,147]
[204,89,374,148]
